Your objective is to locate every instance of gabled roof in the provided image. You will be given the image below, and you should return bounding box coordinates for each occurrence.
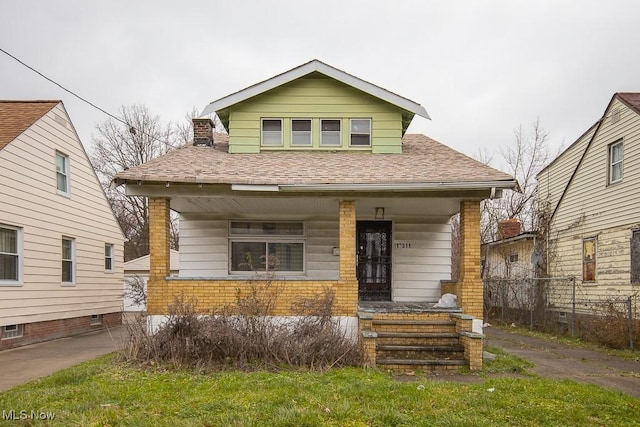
[114,133,516,191]
[201,59,430,120]
[0,100,59,150]
[124,250,180,272]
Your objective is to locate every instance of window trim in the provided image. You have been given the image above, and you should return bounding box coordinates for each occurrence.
[105,244,114,272]
[56,151,70,195]
[582,237,597,283]
[291,118,312,146]
[608,140,623,185]
[261,118,283,146]
[0,224,23,286]
[349,118,372,147]
[320,119,342,147]
[1,324,23,339]
[62,237,76,286]
[228,221,306,275]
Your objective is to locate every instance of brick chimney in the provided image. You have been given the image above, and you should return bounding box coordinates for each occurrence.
[192,118,214,147]
[497,218,521,240]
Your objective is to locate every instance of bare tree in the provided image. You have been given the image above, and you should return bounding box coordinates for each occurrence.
[480,119,554,243]
[91,105,186,260]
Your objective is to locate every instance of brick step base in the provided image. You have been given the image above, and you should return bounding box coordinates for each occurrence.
[377,344,464,352]
[372,320,456,326]
[377,358,467,366]
[375,332,459,339]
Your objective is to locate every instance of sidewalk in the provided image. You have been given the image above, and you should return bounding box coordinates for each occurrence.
[0,326,124,392]
[486,326,640,399]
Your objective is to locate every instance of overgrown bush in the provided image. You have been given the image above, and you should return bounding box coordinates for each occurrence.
[120,284,362,371]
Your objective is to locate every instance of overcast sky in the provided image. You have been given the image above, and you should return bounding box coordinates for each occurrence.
[2,0,639,171]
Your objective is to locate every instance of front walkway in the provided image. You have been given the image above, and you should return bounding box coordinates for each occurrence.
[486,327,640,399]
[0,326,124,391]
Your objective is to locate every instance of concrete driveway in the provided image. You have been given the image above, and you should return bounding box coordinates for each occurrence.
[0,326,124,392]
[486,327,640,399]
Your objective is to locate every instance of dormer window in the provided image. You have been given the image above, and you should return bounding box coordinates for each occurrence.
[261,119,283,146]
[350,119,371,146]
[320,119,341,146]
[291,119,312,146]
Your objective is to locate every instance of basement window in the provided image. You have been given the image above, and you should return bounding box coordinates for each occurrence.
[2,324,23,339]
[229,221,304,274]
[90,314,102,325]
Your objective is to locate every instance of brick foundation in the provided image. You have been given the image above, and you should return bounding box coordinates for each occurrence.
[0,312,121,351]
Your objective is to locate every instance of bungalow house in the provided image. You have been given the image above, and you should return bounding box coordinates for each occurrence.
[0,101,124,350]
[537,93,640,310]
[114,60,517,369]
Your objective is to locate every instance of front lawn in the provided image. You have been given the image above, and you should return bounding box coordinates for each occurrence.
[0,354,637,426]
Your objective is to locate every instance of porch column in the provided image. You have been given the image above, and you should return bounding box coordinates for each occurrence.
[339,200,357,282]
[458,200,483,318]
[148,197,170,314]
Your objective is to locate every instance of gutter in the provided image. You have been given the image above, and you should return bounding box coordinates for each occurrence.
[231,180,519,193]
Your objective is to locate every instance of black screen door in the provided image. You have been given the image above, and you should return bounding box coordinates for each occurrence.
[357,221,392,301]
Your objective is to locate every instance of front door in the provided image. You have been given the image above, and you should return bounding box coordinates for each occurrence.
[356,221,392,301]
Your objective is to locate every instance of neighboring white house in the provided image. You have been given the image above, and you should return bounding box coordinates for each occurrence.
[124,249,179,312]
[537,92,640,304]
[0,100,125,350]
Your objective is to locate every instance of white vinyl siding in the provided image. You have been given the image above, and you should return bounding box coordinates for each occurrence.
[0,225,21,285]
[0,103,124,326]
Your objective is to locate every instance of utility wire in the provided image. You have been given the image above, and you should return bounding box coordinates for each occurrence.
[0,47,132,128]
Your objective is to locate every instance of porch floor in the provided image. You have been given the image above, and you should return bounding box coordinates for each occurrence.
[357,301,462,313]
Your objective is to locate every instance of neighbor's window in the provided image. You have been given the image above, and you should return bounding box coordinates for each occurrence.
[609,140,623,184]
[229,221,304,273]
[291,119,312,146]
[261,119,283,146]
[320,119,341,146]
[56,152,70,194]
[0,226,20,283]
[631,230,640,284]
[62,237,75,284]
[583,238,596,282]
[1,324,23,339]
[509,253,519,263]
[350,119,371,146]
[105,244,114,271]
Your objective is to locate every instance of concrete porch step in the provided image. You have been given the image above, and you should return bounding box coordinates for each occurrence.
[372,320,456,326]
[376,344,464,352]
[375,332,459,339]
[376,358,467,366]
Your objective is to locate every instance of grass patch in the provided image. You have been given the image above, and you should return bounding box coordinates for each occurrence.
[482,346,534,374]
[1,355,638,426]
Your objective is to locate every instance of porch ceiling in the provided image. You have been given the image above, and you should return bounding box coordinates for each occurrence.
[170,196,463,217]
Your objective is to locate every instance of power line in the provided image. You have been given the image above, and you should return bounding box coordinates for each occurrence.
[0,46,132,128]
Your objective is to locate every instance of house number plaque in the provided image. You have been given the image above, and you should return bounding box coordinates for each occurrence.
[395,242,412,249]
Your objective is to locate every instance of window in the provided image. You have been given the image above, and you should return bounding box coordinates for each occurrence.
[62,237,75,284]
[261,119,283,146]
[229,221,304,273]
[291,119,312,146]
[609,140,623,184]
[583,238,596,282]
[632,230,640,284]
[0,226,20,283]
[320,119,341,146]
[509,253,519,263]
[350,119,371,146]
[90,314,102,325]
[2,324,23,339]
[56,152,70,194]
[105,244,114,271]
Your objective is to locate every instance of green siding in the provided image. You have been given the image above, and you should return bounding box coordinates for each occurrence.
[224,73,406,154]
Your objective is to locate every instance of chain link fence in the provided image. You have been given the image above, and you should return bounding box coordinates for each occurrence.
[484,277,640,349]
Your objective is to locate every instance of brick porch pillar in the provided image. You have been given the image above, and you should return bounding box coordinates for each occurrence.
[458,200,483,318]
[147,197,170,314]
[338,200,358,314]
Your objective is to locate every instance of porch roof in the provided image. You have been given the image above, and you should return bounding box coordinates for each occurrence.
[114,134,516,191]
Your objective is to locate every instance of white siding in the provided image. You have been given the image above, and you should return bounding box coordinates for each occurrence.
[178,215,451,302]
[0,103,125,326]
[392,219,451,302]
[483,238,535,280]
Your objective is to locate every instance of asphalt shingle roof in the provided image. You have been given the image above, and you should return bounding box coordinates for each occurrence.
[0,101,59,150]
[115,133,514,186]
